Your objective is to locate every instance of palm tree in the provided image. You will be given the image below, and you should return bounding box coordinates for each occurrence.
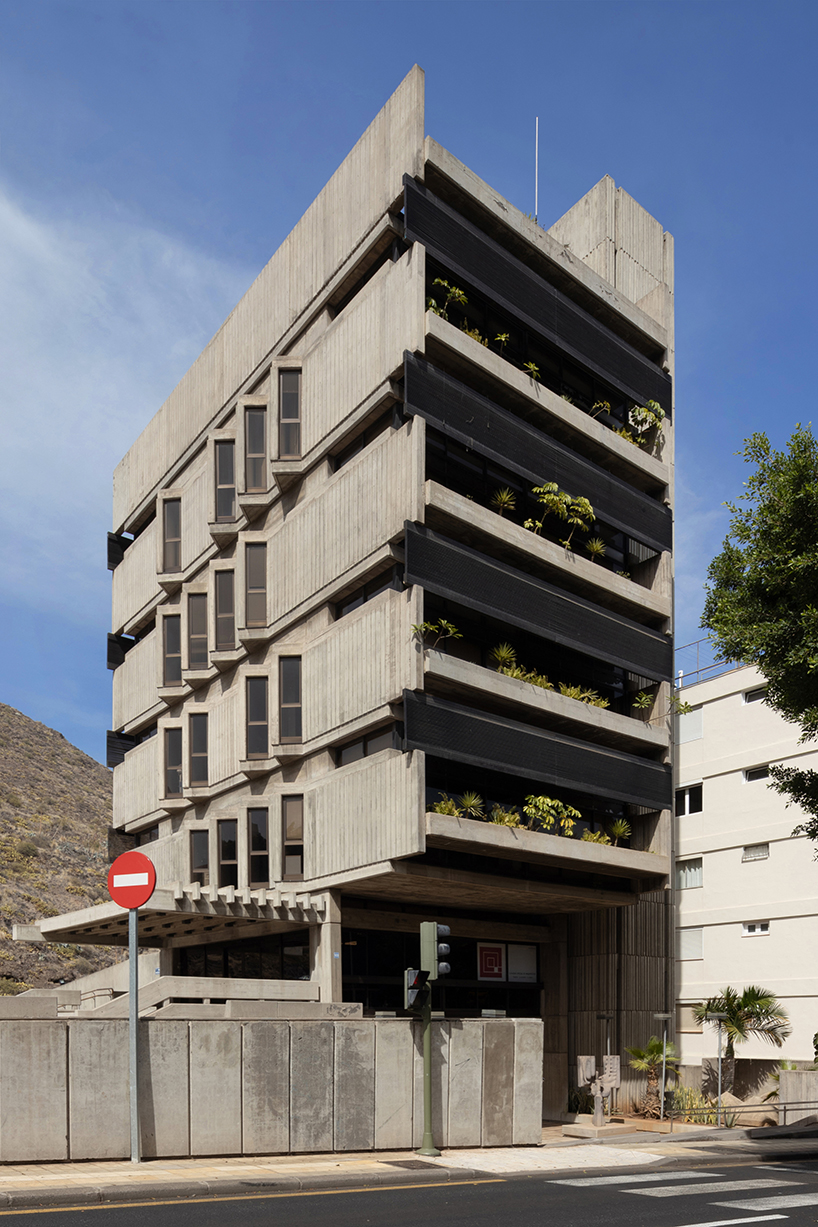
[693,986,791,1093]
[626,1035,680,1118]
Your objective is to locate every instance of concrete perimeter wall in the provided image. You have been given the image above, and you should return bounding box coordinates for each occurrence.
[0,1017,542,1162]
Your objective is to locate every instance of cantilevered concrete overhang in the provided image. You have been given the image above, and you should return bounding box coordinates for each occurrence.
[14,887,331,949]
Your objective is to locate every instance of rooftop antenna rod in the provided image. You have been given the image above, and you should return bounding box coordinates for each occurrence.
[534,116,539,224]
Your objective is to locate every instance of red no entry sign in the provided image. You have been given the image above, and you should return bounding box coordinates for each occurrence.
[108,850,156,909]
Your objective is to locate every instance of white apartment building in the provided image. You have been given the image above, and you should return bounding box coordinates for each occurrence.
[675,660,818,1063]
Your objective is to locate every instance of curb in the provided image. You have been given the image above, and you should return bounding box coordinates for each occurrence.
[0,1165,488,1209]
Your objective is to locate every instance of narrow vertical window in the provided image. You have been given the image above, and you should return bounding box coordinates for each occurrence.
[189,713,208,785]
[187,593,208,668]
[245,407,267,491]
[164,727,182,796]
[190,830,210,886]
[218,819,238,888]
[215,571,235,650]
[163,499,181,572]
[282,795,304,880]
[248,808,269,887]
[279,657,302,743]
[163,616,182,686]
[215,441,236,521]
[279,371,301,458]
[245,543,267,627]
[246,677,268,758]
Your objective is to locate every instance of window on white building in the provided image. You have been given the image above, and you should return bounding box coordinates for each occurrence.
[675,784,703,816]
[744,765,770,782]
[742,843,769,862]
[676,858,703,889]
[742,920,770,936]
[744,686,767,704]
[676,927,703,960]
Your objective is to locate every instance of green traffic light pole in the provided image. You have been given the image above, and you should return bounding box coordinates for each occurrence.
[416,922,450,1157]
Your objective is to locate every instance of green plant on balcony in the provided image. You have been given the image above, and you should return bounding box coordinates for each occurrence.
[426,278,467,321]
[523,361,540,382]
[495,332,509,356]
[585,537,607,563]
[490,642,517,670]
[430,792,463,816]
[557,682,610,708]
[489,804,522,827]
[411,620,462,650]
[581,829,612,844]
[608,817,632,846]
[460,321,488,347]
[523,794,582,837]
[523,481,595,550]
[628,399,666,449]
[490,487,517,516]
[459,791,485,819]
[632,689,692,721]
[590,400,611,418]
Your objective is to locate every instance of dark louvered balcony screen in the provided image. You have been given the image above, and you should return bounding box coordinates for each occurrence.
[404,179,671,412]
[405,353,671,554]
[404,523,672,682]
[404,691,671,810]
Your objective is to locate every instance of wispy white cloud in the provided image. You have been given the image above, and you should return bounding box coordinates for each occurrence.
[0,185,254,630]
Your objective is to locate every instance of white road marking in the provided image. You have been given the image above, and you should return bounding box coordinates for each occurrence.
[113,872,149,887]
[714,1194,818,1210]
[630,1179,802,1198]
[671,1218,788,1227]
[552,1170,725,1187]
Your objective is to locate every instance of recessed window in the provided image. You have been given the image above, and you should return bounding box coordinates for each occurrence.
[245,543,267,627]
[677,927,703,960]
[745,765,770,782]
[333,410,392,472]
[675,784,703,816]
[215,441,236,521]
[744,687,767,704]
[189,713,208,786]
[162,499,181,572]
[134,825,159,847]
[282,795,304,880]
[335,567,401,619]
[248,808,269,887]
[215,571,235,650]
[336,725,400,767]
[164,727,182,797]
[163,616,182,687]
[742,920,770,936]
[279,657,302,743]
[218,819,238,888]
[190,830,209,887]
[245,407,267,491]
[676,858,703,889]
[279,370,301,459]
[742,842,769,862]
[246,677,268,759]
[187,594,208,669]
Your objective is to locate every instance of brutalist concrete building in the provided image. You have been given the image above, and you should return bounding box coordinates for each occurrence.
[36,67,676,1115]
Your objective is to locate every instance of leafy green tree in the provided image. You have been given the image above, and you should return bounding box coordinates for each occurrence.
[701,426,818,839]
[626,1035,679,1118]
[694,986,791,1092]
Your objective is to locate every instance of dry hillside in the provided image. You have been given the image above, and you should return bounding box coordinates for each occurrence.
[0,703,123,991]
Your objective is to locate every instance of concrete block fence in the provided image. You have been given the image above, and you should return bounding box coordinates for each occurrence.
[0,1017,542,1162]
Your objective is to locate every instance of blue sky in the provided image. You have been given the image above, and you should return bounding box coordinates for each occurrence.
[1,0,816,761]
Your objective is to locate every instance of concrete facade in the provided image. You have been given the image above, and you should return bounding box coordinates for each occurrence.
[675,663,818,1066]
[0,1017,542,1162]
[24,67,677,1120]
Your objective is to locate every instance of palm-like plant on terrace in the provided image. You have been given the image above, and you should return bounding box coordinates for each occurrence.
[693,986,791,1093]
[626,1035,680,1118]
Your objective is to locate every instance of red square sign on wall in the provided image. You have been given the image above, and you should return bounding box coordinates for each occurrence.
[477,942,506,981]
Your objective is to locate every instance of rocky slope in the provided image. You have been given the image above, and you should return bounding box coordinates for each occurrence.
[0,703,123,991]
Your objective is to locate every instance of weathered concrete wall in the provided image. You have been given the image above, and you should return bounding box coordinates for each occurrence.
[0,1017,542,1161]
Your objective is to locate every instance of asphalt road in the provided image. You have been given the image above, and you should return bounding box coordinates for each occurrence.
[7,1157,818,1227]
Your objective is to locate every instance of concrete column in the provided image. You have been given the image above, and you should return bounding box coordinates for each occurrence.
[309,890,342,1002]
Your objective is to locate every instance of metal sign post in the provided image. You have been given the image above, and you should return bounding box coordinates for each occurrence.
[107,851,157,1165]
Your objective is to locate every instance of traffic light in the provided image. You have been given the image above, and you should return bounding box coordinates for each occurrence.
[404,968,429,1010]
[419,922,451,980]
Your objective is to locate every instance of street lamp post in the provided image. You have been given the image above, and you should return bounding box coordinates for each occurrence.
[705,1011,728,1127]
[597,1013,614,1115]
[654,1012,672,1121]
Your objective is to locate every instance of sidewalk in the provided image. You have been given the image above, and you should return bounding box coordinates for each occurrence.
[2,1123,817,1209]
